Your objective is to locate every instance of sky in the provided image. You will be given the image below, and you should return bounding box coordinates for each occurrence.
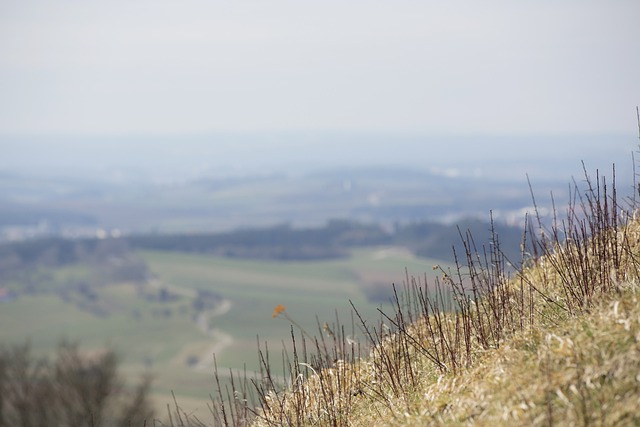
[1,0,639,136]
[0,1,639,178]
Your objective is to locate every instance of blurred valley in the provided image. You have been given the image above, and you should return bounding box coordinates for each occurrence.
[0,133,635,417]
[1,165,546,241]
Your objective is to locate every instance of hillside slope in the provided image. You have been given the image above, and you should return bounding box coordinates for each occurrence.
[235,168,640,427]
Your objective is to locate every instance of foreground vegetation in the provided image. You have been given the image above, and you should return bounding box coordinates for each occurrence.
[166,161,639,426]
[0,342,153,426]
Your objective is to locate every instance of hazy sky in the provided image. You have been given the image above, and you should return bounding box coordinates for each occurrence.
[1,1,639,136]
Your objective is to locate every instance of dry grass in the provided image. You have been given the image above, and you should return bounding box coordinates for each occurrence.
[349,270,640,426]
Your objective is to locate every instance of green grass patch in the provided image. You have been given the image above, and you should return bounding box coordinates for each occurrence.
[0,246,439,416]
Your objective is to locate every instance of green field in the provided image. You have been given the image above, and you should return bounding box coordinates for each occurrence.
[0,247,445,419]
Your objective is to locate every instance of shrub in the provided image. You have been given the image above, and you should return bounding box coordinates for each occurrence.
[0,341,153,427]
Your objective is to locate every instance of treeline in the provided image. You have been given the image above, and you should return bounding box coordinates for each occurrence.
[396,218,524,265]
[127,219,389,260]
[127,218,524,264]
[0,237,148,284]
[0,218,525,268]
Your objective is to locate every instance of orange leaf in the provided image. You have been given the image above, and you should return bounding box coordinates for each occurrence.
[272,304,286,318]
